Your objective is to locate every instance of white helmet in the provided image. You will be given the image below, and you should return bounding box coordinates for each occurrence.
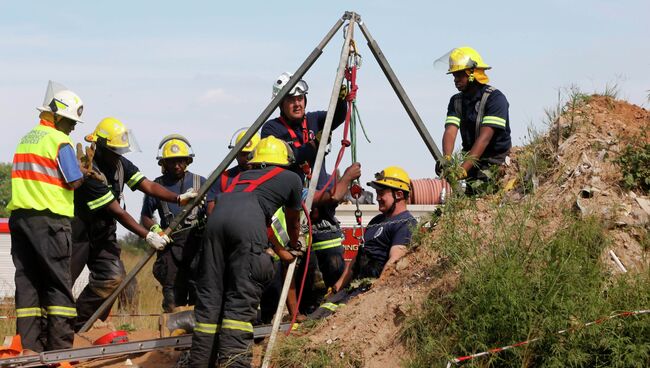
[36,80,85,123]
[271,72,309,99]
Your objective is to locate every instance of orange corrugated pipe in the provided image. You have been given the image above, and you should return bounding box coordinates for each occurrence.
[409,178,452,205]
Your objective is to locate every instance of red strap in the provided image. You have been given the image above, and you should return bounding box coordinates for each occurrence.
[279,116,308,148]
[317,64,358,195]
[224,167,285,193]
[220,173,228,192]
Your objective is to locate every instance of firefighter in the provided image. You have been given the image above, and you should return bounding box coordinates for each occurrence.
[206,128,260,215]
[7,81,86,352]
[190,136,303,367]
[261,72,348,183]
[294,163,362,315]
[141,135,207,312]
[71,117,197,331]
[435,46,512,183]
[310,166,417,319]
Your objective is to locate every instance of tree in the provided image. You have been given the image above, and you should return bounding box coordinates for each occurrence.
[0,163,11,217]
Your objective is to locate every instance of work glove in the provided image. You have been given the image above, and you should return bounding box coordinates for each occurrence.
[76,142,107,183]
[339,84,348,100]
[146,231,171,251]
[176,188,198,206]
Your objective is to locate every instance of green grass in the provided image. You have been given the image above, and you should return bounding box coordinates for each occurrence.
[402,198,650,367]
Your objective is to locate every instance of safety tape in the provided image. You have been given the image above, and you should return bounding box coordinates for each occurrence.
[445,309,650,367]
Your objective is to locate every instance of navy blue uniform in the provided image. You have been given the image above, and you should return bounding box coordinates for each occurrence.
[445,84,511,159]
[190,166,302,368]
[141,171,206,312]
[261,99,347,182]
[71,156,145,331]
[354,211,417,279]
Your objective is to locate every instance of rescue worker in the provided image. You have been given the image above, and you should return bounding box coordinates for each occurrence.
[435,46,512,183]
[190,136,303,367]
[311,166,416,319]
[261,72,348,183]
[296,163,362,315]
[141,135,207,312]
[7,81,86,352]
[206,128,260,215]
[71,117,197,331]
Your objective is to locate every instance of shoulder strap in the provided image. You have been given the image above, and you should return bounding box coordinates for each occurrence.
[220,173,229,192]
[192,173,201,192]
[475,86,495,138]
[154,177,174,226]
[115,160,125,206]
[227,167,285,193]
[278,116,308,148]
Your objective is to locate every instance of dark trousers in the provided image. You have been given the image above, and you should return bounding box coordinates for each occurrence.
[9,209,76,352]
[71,217,126,332]
[190,194,274,368]
[314,245,345,287]
[153,230,200,312]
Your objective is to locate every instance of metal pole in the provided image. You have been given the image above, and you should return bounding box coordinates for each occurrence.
[356,18,444,162]
[78,15,347,333]
[261,11,355,368]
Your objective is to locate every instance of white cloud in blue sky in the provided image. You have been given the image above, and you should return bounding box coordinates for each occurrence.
[1,0,648,233]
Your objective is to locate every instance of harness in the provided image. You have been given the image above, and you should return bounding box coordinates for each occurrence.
[222,166,285,193]
[278,116,309,148]
[453,85,496,138]
[155,172,202,227]
[220,169,241,193]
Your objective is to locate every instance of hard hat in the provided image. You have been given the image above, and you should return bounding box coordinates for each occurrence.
[85,117,141,155]
[36,81,85,123]
[446,46,491,74]
[272,72,309,99]
[156,134,195,164]
[228,128,260,153]
[248,136,295,167]
[368,166,411,193]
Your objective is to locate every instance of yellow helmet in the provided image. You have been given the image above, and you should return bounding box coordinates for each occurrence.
[229,128,260,153]
[248,136,295,167]
[156,134,194,164]
[446,46,491,74]
[368,166,411,192]
[85,117,139,155]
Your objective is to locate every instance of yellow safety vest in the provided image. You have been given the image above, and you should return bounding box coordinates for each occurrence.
[7,121,76,217]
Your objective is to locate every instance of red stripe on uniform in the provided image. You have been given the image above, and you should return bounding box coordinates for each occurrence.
[13,153,58,169]
[12,170,67,188]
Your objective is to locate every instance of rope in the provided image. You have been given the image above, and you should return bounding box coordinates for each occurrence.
[287,201,314,336]
[446,309,650,367]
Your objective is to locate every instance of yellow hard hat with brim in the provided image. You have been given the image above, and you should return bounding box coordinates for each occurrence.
[85,117,140,155]
[368,166,411,192]
[248,136,295,167]
[229,128,260,153]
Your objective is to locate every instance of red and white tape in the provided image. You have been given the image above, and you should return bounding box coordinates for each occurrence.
[446,309,650,367]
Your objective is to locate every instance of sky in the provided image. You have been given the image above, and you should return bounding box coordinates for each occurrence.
[1,0,648,235]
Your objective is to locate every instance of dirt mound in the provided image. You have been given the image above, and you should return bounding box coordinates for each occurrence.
[286,95,649,367]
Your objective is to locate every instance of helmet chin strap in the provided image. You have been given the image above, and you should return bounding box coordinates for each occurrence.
[386,190,399,216]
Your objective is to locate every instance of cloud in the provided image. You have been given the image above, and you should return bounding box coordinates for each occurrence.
[196,88,241,105]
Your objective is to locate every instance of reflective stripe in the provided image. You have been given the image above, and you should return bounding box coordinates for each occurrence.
[481,116,506,127]
[16,307,43,318]
[195,322,219,334]
[271,216,290,246]
[13,161,62,180]
[87,191,115,210]
[126,172,144,188]
[221,319,254,333]
[312,238,343,251]
[46,306,77,318]
[321,302,339,312]
[445,116,461,127]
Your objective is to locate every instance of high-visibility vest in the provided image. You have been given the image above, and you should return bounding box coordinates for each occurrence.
[7,121,76,217]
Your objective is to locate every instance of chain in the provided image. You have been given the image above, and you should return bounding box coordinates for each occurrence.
[308,216,416,236]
